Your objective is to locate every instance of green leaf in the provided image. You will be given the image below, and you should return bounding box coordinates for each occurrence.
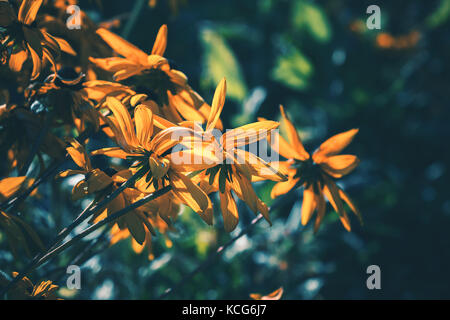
[271,46,313,91]
[200,26,248,102]
[291,0,332,43]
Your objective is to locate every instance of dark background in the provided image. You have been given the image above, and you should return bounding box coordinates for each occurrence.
[3,0,450,299]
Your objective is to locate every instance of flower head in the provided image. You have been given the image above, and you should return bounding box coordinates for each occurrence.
[270,105,362,232]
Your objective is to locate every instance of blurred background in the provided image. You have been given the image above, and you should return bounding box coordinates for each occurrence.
[3,0,450,299]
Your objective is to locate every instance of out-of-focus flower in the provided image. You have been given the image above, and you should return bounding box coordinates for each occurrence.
[269,105,362,232]
[3,272,59,300]
[0,0,76,80]
[376,31,420,50]
[250,287,283,300]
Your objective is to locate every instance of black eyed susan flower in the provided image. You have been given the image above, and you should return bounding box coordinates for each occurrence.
[91,96,218,225]
[184,78,287,232]
[269,105,362,232]
[90,25,221,128]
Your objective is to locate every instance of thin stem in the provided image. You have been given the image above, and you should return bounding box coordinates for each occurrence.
[18,116,51,177]
[0,183,172,298]
[121,0,146,39]
[158,214,264,300]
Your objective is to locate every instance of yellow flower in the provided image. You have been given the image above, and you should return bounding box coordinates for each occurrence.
[91,96,216,224]
[188,78,287,232]
[269,105,362,232]
[0,0,76,80]
[89,25,220,127]
[57,138,113,201]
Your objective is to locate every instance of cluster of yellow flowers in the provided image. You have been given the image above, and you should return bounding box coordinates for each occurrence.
[0,0,361,299]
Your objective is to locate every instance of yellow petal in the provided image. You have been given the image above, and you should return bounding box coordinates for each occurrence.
[219,186,239,232]
[0,177,30,199]
[279,105,309,160]
[87,169,113,193]
[301,185,316,226]
[18,0,42,25]
[91,147,133,159]
[206,78,226,131]
[66,138,91,170]
[232,149,288,182]
[105,96,138,148]
[8,50,27,72]
[222,121,279,148]
[151,24,168,56]
[169,171,209,214]
[134,104,154,149]
[319,155,360,178]
[322,177,351,231]
[125,212,146,245]
[271,177,300,199]
[313,128,359,162]
[96,28,149,65]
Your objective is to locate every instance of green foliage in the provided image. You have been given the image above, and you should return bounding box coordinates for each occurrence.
[272,43,313,91]
[199,27,248,102]
[291,0,332,43]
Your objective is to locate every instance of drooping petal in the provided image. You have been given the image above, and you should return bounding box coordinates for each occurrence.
[169,171,209,215]
[339,188,363,225]
[219,186,239,232]
[86,169,114,193]
[322,177,351,231]
[301,185,316,226]
[8,49,27,72]
[71,179,89,201]
[232,149,288,182]
[0,177,29,199]
[66,138,91,170]
[91,147,133,159]
[314,192,326,233]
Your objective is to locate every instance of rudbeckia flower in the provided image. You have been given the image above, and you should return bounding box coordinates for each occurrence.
[0,0,76,80]
[56,138,113,200]
[269,105,362,232]
[187,78,287,232]
[91,96,217,224]
[90,25,220,127]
